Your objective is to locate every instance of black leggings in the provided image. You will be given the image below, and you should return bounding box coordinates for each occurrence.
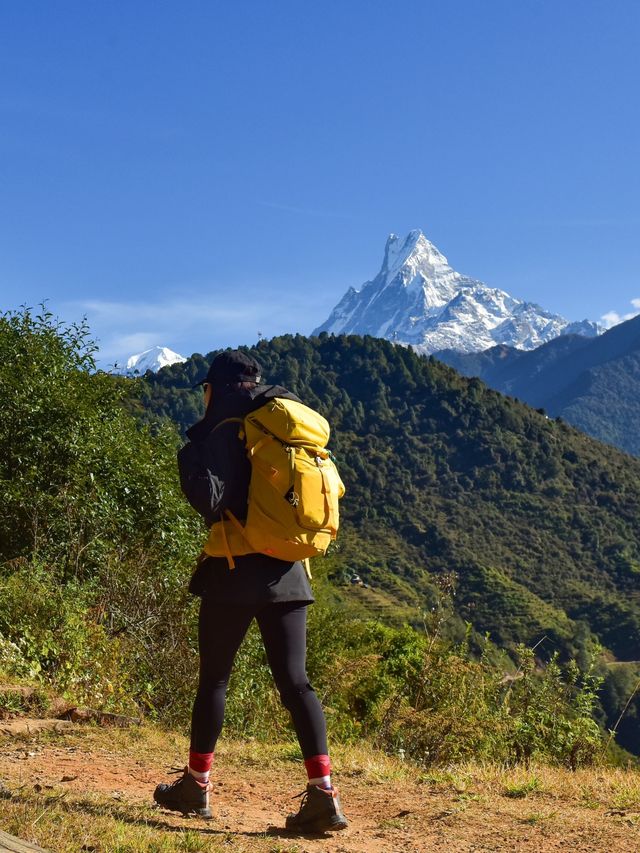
[190,599,328,759]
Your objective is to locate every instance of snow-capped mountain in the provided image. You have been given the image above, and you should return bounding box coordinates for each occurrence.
[313,230,601,353]
[119,345,186,376]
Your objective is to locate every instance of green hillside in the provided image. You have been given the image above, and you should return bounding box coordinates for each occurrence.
[437,315,640,456]
[142,333,640,666]
[557,349,640,455]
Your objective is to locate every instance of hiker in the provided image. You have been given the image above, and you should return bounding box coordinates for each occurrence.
[153,350,347,833]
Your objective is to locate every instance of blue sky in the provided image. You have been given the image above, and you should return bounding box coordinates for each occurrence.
[1,0,639,365]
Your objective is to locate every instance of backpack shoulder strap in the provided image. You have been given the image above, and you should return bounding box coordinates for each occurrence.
[212,416,244,429]
[211,416,245,438]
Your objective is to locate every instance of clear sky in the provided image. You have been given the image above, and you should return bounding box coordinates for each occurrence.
[1,0,639,366]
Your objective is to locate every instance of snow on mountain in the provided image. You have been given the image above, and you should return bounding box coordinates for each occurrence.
[313,230,602,353]
[119,345,187,376]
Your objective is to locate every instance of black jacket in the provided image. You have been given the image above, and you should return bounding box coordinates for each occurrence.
[178,384,313,603]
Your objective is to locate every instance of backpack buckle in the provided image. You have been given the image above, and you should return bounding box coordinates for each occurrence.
[285,487,300,507]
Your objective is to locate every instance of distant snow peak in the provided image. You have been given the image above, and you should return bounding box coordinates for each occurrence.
[121,345,186,376]
[313,229,602,354]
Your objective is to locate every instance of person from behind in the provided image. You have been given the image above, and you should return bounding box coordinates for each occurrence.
[153,349,347,833]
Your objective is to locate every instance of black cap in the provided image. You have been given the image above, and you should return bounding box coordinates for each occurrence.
[193,349,262,390]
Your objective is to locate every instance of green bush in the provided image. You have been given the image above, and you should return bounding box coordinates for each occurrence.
[0,305,200,575]
[0,306,202,712]
[0,560,130,708]
[303,608,604,767]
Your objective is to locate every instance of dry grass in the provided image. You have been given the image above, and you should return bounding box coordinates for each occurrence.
[0,724,638,852]
[419,759,640,805]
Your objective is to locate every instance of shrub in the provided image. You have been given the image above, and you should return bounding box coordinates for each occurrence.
[0,560,131,708]
[0,305,200,575]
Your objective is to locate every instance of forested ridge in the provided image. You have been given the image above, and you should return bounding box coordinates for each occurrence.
[142,333,640,666]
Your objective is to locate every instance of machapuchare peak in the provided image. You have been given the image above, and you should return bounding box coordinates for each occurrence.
[381,230,452,288]
[313,230,601,353]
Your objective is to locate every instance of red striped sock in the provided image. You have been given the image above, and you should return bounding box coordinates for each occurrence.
[188,750,214,784]
[304,754,332,789]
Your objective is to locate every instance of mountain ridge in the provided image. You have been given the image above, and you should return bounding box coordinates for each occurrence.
[436,314,640,455]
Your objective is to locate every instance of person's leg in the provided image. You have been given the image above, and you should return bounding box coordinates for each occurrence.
[189,597,256,779]
[154,598,254,817]
[256,602,347,832]
[256,602,328,771]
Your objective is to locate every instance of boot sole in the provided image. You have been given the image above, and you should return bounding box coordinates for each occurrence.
[182,807,212,820]
[155,801,212,820]
[286,815,348,833]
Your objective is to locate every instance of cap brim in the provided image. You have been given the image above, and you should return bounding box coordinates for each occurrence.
[191,374,261,390]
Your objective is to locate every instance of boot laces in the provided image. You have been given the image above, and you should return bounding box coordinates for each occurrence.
[163,766,188,790]
[292,788,310,806]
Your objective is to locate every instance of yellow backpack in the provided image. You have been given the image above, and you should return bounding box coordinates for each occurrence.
[204,397,345,572]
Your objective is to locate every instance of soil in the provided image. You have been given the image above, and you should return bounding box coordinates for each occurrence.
[0,719,638,852]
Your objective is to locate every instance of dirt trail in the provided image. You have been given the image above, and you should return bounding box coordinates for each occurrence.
[0,721,638,852]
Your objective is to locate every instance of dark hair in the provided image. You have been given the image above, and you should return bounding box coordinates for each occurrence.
[205,379,257,415]
[227,380,258,393]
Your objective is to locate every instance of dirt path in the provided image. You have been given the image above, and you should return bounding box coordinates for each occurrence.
[0,723,638,852]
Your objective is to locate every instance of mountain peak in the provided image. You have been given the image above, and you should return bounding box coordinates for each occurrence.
[120,345,186,376]
[382,229,450,285]
[313,229,602,353]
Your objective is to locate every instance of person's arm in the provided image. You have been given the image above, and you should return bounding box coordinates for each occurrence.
[177,439,225,525]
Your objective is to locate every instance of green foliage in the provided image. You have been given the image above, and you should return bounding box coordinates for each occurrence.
[0,560,130,707]
[0,306,200,575]
[303,595,604,768]
[501,647,603,769]
[0,306,202,711]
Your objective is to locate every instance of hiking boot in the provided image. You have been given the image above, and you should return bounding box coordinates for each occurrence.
[153,767,212,819]
[285,784,348,833]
